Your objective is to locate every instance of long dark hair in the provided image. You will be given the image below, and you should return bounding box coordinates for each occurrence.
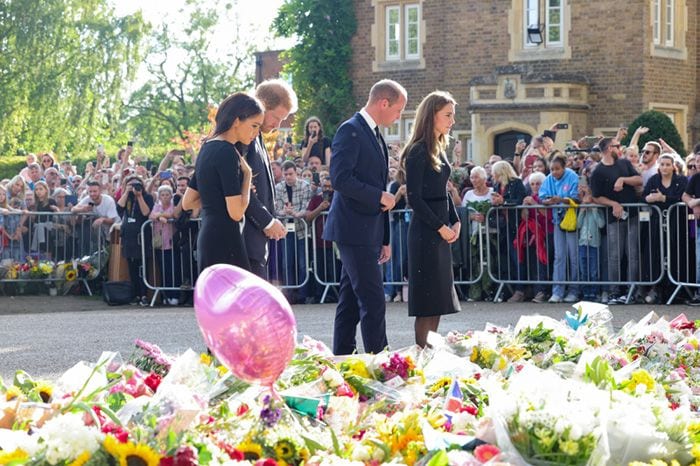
[303,116,324,144]
[400,91,456,173]
[211,92,264,138]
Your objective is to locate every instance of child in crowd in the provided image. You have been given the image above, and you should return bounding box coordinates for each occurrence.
[576,184,605,301]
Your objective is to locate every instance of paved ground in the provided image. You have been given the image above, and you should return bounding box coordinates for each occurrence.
[1,296,699,382]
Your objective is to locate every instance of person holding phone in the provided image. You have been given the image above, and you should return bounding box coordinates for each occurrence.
[182,92,262,273]
[301,116,332,165]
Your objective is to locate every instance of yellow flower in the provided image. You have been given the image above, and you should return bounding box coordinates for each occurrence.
[65,269,77,281]
[104,435,125,460]
[340,358,371,379]
[68,451,91,466]
[5,386,22,401]
[625,369,656,394]
[692,443,700,460]
[470,347,479,363]
[0,449,29,464]
[118,442,161,466]
[200,353,212,366]
[559,439,580,456]
[427,376,452,395]
[274,439,296,461]
[216,365,228,376]
[35,381,53,403]
[500,345,529,361]
[237,439,263,460]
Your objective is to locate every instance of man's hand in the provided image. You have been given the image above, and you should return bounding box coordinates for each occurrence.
[635,126,650,136]
[515,140,527,154]
[378,245,391,264]
[320,200,331,210]
[92,218,104,229]
[612,202,624,218]
[264,219,287,240]
[613,178,625,192]
[380,191,396,211]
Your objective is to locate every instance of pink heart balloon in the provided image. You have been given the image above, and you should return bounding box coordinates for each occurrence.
[194,264,297,386]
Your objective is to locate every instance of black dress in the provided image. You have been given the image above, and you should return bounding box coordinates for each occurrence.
[189,140,250,273]
[405,143,461,317]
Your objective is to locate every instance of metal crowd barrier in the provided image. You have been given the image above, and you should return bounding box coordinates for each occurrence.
[310,207,484,303]
[484,203,665,303]
[665,203,699,305]
[0,211,105,295]
[140,216,310,307]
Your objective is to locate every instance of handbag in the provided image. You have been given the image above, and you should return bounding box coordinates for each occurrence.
[559,199,578,232]
[152,228,163,249]
[103,281,135,306]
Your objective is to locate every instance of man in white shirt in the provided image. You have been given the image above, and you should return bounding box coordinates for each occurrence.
[71,181,120,239]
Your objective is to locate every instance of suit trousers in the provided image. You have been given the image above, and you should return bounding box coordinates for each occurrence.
[333,243,388,355]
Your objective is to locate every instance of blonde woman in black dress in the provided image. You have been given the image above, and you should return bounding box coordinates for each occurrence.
[400,91,461,348]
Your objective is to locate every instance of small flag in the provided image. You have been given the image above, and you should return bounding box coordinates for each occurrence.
[443,378,463,417]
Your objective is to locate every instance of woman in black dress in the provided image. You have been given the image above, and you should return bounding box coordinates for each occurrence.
[182,93,264,273]
[401,91,461,347]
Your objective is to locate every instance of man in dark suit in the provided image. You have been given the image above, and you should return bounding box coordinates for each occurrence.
[244,79,298,278]
[323,79,407,355]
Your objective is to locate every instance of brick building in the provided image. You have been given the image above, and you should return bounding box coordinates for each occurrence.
[349,0,697,163]
[254,50,294,132]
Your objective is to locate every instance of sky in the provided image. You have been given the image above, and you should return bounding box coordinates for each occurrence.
[111,0,294,86]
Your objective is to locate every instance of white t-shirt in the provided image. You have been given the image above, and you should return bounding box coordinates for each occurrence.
[461,188,493,207]
[77,194,120,223]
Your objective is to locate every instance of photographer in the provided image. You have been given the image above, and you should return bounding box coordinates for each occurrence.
[117,175,154,306]
[71,181,119,237]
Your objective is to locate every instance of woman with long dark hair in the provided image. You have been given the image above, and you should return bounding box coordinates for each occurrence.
[400,91,461,347]
[300,116,332,166]
[182,92,264,272]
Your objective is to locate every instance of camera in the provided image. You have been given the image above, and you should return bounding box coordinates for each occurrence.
[312,172,320,185]
[88,201,95,207]
[160,171,173,180]
[556,123,569,130]
[132,183,143,192]
[286,136,293,144]
[127,140,134,147]
[322,191,332,203]
[311,130,317,138]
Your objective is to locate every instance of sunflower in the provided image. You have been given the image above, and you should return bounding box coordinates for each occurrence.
[0,448,29,464]
[274,439,296,461]
[104,435,125,460]
[5,385,22,401]
[35,381,53,402]
[236,439,263,460]
[65,269,77,281]
[118,442,161,466]
[200,353,212,366]
[67,451,91,466]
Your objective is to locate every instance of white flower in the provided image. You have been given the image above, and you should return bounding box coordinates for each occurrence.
[350,444,371,461]
[322,368,344,388]
[38,413,102,465]
[569,423,582,441]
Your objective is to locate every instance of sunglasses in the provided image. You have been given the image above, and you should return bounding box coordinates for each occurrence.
[642,150,656,155]
[689,165,697,170]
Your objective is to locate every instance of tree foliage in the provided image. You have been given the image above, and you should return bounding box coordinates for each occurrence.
[623,110,687,157]
[0,0,147,156]
[273,0,357,137]
[125,3,255,151]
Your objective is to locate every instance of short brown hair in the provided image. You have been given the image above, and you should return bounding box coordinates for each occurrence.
[368,79,407,106]
[255,79,298,113]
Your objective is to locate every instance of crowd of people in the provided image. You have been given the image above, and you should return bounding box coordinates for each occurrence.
[2,83,700,317]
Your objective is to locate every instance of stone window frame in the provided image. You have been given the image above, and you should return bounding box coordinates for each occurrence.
[371,0,426,72]
[650,0,687,60]
[508,0,572,62]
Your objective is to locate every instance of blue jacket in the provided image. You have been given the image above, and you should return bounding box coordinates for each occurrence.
[323,113,390,246]
[539,168,579,223]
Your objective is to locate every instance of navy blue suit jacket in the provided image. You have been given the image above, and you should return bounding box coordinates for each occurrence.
[243,135,276,262]
[323,113,390,247]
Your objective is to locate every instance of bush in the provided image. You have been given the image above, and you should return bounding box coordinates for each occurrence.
[622,110,686,157]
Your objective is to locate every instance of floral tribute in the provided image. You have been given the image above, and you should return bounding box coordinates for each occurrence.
[1,305,700,466]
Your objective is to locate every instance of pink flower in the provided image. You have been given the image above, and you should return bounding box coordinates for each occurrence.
[474,444,500,463]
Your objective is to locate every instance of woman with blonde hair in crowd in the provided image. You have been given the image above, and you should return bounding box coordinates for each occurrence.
[8,175,28,207]
[400,90,461,347]
[490,160,527,301]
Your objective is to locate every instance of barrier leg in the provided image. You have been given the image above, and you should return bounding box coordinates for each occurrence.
[494,283,505,302]
[321,285,330,304]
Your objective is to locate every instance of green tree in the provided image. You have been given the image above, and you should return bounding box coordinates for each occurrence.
[623,110,687,157]
[125,3,254,149]
[273,0,357,137]
[0,0,147,156]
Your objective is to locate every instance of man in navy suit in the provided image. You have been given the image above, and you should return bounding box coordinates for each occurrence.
[244,79,298,278]
[323,79,407,355]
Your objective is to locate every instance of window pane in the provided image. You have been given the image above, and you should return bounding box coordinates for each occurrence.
[666,0,674,45]
[524,0,539,45]
[549,0,560,6]
[386,6,400,60]
[653,0,660,44]
[548,26,560,43]
[405,4,420,59]
[550,9,560,24]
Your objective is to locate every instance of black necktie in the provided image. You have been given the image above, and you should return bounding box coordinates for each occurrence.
[374,126,382,145]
